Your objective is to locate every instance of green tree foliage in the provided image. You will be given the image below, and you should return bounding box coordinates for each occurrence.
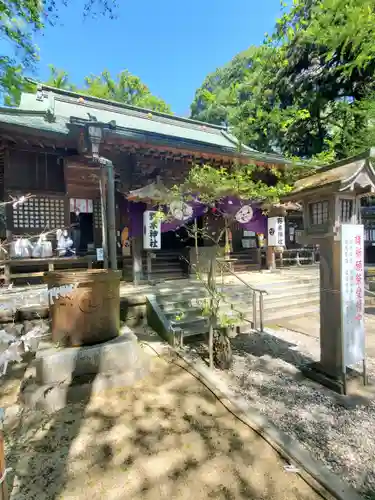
[168,160,296,369]
[0,0,117,105]
[40,66,172,112]
[81,70,172,113]
[45,64,77,91]
[190,0,375,162]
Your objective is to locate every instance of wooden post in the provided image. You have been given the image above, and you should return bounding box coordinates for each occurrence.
[132,236,143,284]
[146,252,152,282]
[224,217,230,260]
[106,160,118,270]
[3,264,9,286]
[99,171,109,269]
[194,217,199,264]
[0,410,9,500]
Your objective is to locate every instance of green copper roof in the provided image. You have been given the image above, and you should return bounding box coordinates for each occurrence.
[0,109,69,135]
[0,82,288,164]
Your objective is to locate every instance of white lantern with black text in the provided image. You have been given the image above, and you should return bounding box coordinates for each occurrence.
[143,210,161,250]
[267,217,285,247]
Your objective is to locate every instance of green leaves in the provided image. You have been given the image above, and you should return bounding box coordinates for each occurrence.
[0,0,118,105]
[173,162,294,207]
[80,69,171,112]
[191,0,375,163]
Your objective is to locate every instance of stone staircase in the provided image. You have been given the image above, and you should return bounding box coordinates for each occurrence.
[122,250,188,282]
[231,250,262,273]
[148,268,320,345]
[143,250,187,281]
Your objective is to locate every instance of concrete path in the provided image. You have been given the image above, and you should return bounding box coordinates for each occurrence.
[3,355,326,500]
[274,310,375,357]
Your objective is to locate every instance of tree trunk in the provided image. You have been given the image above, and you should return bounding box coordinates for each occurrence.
[208,321,214,369]
[207,245,217,369]
[213,329,233,370]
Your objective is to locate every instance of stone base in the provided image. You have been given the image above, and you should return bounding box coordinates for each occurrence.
[19,366,149,412]
[301,361,367,395]
[35,330,143,385]
[19,327,150,412]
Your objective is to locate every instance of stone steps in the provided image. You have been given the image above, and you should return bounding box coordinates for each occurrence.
[149,269,322,345]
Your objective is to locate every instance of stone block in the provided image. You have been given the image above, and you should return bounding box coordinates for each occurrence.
[19,363,150,413]
[35,330,142,385]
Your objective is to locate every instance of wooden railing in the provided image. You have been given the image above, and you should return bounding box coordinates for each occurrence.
[0,256,125,285]
[273,247,319,268]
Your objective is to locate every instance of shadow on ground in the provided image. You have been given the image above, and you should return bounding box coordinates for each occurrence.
[3,353,323,500]
[186,330,375,499]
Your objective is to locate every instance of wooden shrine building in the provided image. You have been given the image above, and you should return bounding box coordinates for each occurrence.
[0,83,294,283]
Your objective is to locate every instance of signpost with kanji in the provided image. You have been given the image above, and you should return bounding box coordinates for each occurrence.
[268,217,285,247]
[143,210,161,250]
[280,148,375,395]
[340,224,366,391]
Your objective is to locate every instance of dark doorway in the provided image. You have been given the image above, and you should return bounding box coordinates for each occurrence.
[70,212,94,254]
[161,216,204,250]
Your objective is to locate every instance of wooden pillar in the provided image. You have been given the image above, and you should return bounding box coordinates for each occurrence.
[132,236,143,284]
[266,246,276,270]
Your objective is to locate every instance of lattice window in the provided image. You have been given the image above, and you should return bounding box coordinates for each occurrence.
[309,201,329,225]
[12,197,65,229]
[340,199,353,223]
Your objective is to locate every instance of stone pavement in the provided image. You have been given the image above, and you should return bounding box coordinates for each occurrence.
[3,354,326,500]
[273,310,375,357]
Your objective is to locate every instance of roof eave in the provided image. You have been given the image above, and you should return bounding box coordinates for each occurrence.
[27,78,229,132]
[282,182,340,202]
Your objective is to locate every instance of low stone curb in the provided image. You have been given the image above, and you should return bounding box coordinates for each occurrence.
[169,348,364,500]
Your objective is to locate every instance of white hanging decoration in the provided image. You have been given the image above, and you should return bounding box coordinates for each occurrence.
[0,330,16,345]
[169,201,193,222]
[235,205,254,224]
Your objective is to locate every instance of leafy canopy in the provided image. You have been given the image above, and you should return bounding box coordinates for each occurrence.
[171,162,297,208]
[0,0,118,105]
[81,70,171,113]
[190,0,375,163]
[41,65,172,113]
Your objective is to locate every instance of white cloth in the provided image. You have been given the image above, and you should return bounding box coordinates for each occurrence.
[57,235,73,257]
[10,238,33,258]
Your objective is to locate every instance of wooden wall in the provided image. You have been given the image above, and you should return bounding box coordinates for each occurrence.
[6,148,65,193]
[3,147,68,238]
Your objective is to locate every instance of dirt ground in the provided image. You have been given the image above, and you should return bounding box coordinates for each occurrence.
[1,352,325,500]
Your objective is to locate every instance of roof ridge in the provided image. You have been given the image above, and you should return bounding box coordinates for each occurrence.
[314,150,373,174]
[0,106,47,117]
[26,78,228,132]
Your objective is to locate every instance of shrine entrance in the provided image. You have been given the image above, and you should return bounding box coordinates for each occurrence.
[161,216,204,251]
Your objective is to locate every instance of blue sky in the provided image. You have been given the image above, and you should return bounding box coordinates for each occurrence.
[32,0,282,116]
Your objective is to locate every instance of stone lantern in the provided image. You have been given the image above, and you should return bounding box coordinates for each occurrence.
[282,149,375,394]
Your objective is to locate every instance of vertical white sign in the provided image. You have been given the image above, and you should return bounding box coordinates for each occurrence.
[96,248,104,261]
[267,217,285,246]
[340,224,365,367]
[143,210,161,250]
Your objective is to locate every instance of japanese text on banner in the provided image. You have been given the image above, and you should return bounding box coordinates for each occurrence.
[341,224,365,367]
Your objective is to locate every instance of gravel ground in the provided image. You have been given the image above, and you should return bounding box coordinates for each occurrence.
[186,327,375,500]
[0,353,324,500]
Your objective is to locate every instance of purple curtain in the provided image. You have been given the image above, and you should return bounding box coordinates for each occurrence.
[128,201,146,238]
[161,199,207,233]
[126,196,267,238]
[217,197,267,234]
